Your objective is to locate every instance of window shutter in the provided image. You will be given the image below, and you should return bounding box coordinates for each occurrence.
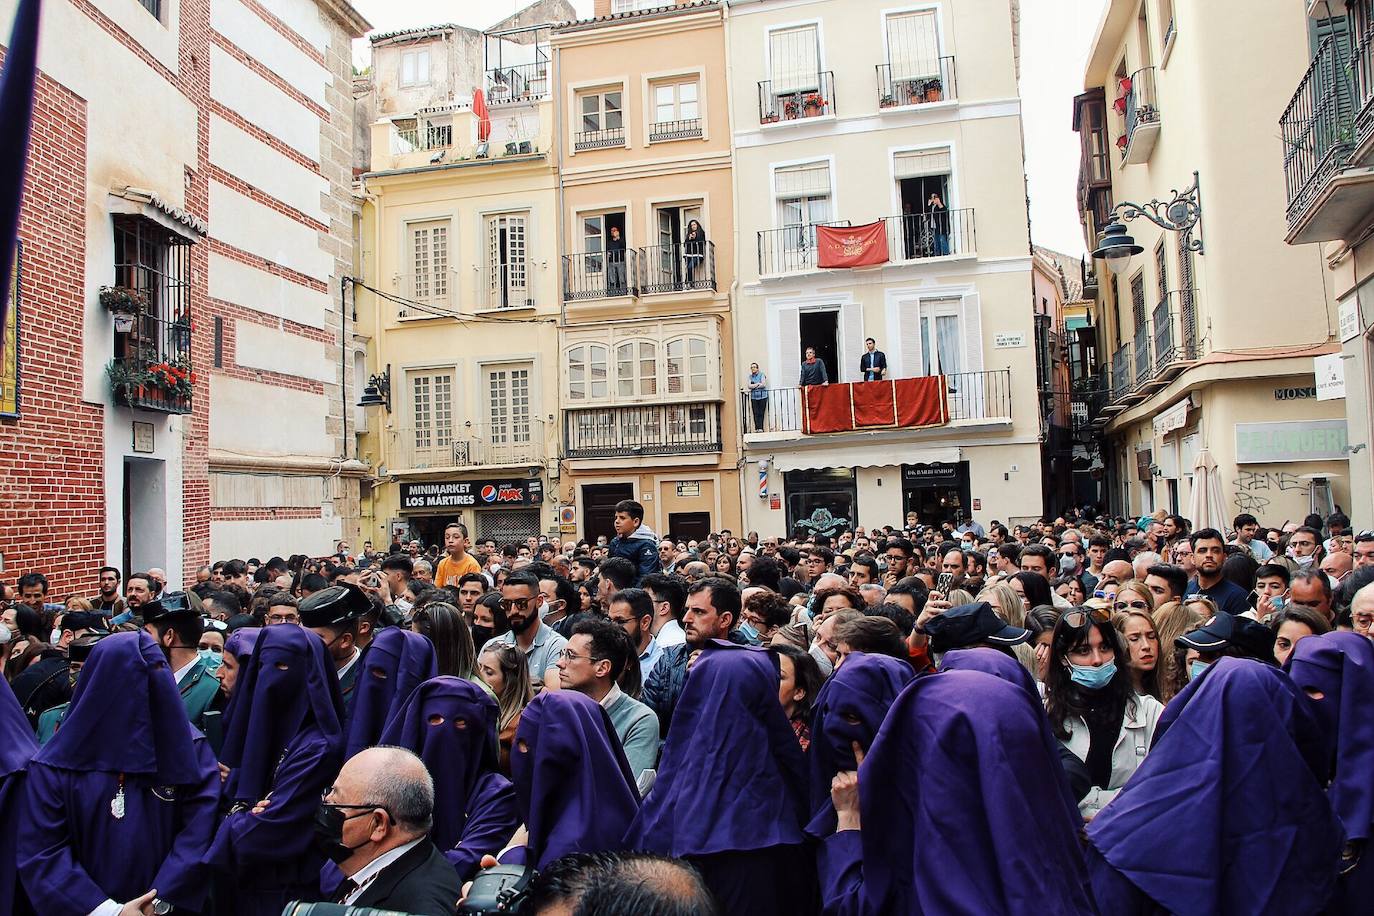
[962,293,984,372]
[897,299,922,378]
[769,26,819,93]
[775,306,801,387]
[840,304,864,382]
[893,149,951,179]
[774,162,832,197]
[886,11,940,80]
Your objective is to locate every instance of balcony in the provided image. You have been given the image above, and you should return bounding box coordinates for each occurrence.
[758,71,835,125]
[564,402,722,459]
[562,248,640,301]
[395,122,453,153]
[390,420,546,473]
[1110,343,1133,402]
[757,221,849,275]
[876,57,957,109]
[1280,31,1373,242]
[573,126,624,152]
[880,208,976,262]
[1151,290,1200,376]
[739,370,1012,436]
[648,118,702,142]
[639,242,716,295]
[110,312,194,415]
[1118,67,1160,164]
[1133,320,1154,389]
[486,62,549,105]
[481,260,534,311]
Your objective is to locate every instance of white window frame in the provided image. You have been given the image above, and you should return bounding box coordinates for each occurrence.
[407,366,457,467]
[483,361,534,446]
[612,0,661,12]
[566,342,610,401]
[880,4,946,83]
[764,19,825,95]
[399,47,432,88]
[644,68,705,143]
[886,141,960,221]
[665,335,711,396]
[483,211,532,310]
[403,217,453,319]
[570,81,628,152]
[615,339,660,398]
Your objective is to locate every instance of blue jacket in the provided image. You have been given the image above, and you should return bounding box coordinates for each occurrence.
[608,524,662,584]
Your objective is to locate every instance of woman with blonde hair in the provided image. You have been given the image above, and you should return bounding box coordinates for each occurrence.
[1151,600,1205,702]
[978,582,1026,628]
[1111,580,1155,617]
[475,641,533,775]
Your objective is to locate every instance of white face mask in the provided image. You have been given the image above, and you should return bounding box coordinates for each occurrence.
[809,642,834,677]
[50,628,62,646]
[538,600,552,619]
[393,597,413,613]
[0,623,12,645]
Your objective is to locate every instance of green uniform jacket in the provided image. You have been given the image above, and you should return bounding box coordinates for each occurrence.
[35,702,66,745]
[36,658,223,746]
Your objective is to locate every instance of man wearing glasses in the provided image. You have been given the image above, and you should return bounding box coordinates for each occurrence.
[485,570,567,692]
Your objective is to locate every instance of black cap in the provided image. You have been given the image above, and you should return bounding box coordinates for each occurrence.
[298,583,369,628]
[922,602,1031,653]
[141,591,196,624]
[60,612,108,635]
[1176,612,1277,663]
[68,634,104,663]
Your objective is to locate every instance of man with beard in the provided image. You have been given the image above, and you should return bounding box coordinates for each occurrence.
[643,577,740,736]
[1183,529,1251,618]
[486,571,567,692]
[141,592,222,737]
[606,587,662,681]
[90,566,126,615]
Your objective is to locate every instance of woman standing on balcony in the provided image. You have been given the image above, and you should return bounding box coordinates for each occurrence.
[683,219,707,285]
[748,362,769,433]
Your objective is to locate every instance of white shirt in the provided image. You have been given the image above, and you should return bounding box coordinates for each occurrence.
[657,618,686,647]
[342,837,425,905]
[172,656,199,686]
[598,683,623,710]
[337,647,361,682]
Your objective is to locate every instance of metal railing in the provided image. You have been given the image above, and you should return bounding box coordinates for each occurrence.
[111,313,193,415]
[562,248,639,300]
[739,369,1012,434]
[1151,289,1200,370]
[881,208,976,261]
[1110,343,1133,401]
[757,221,850,275]
[573,126,625,151]
[758,70,835,124]
[876,56,957,108]
[391,420,546,472]
[639,242,716,295]
[1122,66,1159,153]
[481,260,534,310]
[486,62,549,105]
[564,402,722,458]
[395,123,453,152]
[649,118,702,142]
[1281,34,1355,224]
[1133,320,1153,386]
[1354,7,1374,150]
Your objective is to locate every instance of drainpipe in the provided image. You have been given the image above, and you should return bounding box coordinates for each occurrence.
[721,2,751,534]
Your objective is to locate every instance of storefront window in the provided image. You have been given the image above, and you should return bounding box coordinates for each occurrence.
[785,468,857,537]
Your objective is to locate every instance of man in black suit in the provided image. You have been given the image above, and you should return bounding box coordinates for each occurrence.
[859,337,887,381]
[317,746,461,915]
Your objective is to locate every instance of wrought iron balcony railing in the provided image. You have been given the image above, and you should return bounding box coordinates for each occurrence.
[564,402,722,458]
[758,70,835,124]
[876,56,957,108]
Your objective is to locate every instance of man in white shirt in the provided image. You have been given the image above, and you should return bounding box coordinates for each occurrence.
[642,573,687,647]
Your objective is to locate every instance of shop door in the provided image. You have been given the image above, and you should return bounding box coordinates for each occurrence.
[784,469,857,538]
[667,512,711,543]
[582,483,634,543]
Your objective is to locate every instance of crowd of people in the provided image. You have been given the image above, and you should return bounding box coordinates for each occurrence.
[0,497,1372,914]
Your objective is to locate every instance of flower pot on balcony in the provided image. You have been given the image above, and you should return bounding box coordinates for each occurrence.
[803,97,823,116]
[784,100,801,120]
[113,313,135,334]
[924,84,943,103]
[762,112,781,123]
[879,95,896,109]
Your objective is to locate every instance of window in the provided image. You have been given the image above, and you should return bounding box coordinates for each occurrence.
[885,10,940,81]
[1160,0,1175,53]
[568,344,609,400]
[918,306,962,376]
[139,0,162,19]
[666,337,709,394]
[487,364,532,445]
[1154,242,1168,302]
[774,162,832,259]
[410,370,454,463]
[580,90,623,133]
[612,0,662,11]
[769,24,820,92]
[1130,270,1146,329]
[113,215,190,323]
[400,48,431,88]
[653,80,699,124]
[487,213,529,309]
[616,341,658,396]
[408,220,450,313]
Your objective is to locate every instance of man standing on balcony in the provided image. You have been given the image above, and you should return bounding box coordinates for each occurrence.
[747,362,769,432]
[859,338,887,382]
[927,191,950,256]
[799,347,829,386]
[607,224,627,295]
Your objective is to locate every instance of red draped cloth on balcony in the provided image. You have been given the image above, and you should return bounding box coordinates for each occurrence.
[801,377,948,434]
[816,221,889,269]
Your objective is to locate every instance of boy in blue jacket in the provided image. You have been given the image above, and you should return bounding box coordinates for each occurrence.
[609,499,662,584]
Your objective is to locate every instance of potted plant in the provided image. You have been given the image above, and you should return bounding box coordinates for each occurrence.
[762,110,781,123]
[99,285,146,333]
[106,358,152,401]
[924,79,943,103]
[1116,133,1128,151]
[784,97,801,120]
[907,83,922,104]
[147,358,196,399]
[803,92,826,116]
[879,94,895,109]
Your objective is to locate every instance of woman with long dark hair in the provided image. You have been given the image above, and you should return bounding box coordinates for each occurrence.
[1011,571,1054,617]
[411,602,477,681]
[768,644,822,751]
[1044,610,1163,820]
[683,219,708,285]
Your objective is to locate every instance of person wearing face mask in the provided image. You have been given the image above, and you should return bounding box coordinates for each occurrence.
[1176,610,1278,682]
[205,624,345,916]
[310,746,460,914]
[141,592,224,740]
[198,618,226,673]
[1044,610,1162,820]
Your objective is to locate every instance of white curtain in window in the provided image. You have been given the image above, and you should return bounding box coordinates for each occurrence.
[886,11,940,79]
[893,149,951,179]
[769,26,820,93]
[774,162,831,197]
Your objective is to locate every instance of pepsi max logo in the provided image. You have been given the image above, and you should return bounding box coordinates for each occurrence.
[480,484,527,503]
[481,485,498,503]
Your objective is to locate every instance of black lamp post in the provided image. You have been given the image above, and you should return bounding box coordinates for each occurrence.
[1091,170,1204,275]
[358,364,392,411]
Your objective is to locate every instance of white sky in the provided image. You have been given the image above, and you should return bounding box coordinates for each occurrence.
[350,0,1106,255]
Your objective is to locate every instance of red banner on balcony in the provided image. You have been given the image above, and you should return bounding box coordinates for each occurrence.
[816,221,889,269]
[802,377,948,434]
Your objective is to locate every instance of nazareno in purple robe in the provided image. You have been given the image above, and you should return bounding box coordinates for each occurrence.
[16,632,221,916]
[0,666,37,914]
[1085,656,1343,915]
[806,652,913,839]
[817,668,1097,916]
[205,624,345,916]
[343,626,438,758]
[1285,632,1374,914]
[504,689,639,869]
[625,641,817,916]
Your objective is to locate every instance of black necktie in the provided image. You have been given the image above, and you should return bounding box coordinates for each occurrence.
[335,879,358,904]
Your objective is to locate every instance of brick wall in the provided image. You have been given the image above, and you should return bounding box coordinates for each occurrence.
[0,66,105,594]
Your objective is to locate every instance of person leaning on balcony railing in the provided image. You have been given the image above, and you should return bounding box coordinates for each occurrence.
[747,362,769,432]
[799,347,829,387]
[683,220,707,285]
[607,225,627,295]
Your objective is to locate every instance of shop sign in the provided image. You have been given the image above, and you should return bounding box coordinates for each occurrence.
[1235,420,1348,464]
[902,462,960,483]
[972,498,981,511]
[1273,386,1317,401]
[770,493,782,510]
[1315,353,1346,401]
[400,479,543,510]
[676,481,701,498]
[1152,399,1189,437]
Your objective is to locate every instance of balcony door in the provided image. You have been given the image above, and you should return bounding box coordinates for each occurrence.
[410,369,455,468]
[580,211,627,293]
[485,363,532,465]
[653,203,701,291]
[895,149,953,260]
[487,213,529,309]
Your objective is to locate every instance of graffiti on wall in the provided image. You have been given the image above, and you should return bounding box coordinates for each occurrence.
[1231,470,1310,515]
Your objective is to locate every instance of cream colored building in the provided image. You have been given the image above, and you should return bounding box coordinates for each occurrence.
[1077,0,1347,524]
[356,13,568,549]
[552,1,742,543]
[1279,2,1374,528]
[728,0,1042,537]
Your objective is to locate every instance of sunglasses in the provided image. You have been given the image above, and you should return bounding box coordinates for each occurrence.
[1114,600,1149,611]
[1062,608,1111,629]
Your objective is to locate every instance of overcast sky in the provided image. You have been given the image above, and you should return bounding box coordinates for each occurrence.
[350,0,1106,255]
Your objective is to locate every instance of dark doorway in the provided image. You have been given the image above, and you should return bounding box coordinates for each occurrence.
[798,310,839,384]
[785,468,857,537]
[667,511,711,543]
[582,482,634,543]
[901,461,971,528]
[898,174,951,259]
[409,515,459,551]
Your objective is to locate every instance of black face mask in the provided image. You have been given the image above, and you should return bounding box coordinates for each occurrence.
[312,804,375,864]
[471,625,493,649]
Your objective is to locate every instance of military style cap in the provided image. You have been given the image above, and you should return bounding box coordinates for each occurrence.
[298,582,370,628]
[142,591,196,624]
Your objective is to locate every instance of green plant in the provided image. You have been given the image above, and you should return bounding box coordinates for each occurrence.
[107,355,196,400]
[106,358,152,392]
[99,286,148,314]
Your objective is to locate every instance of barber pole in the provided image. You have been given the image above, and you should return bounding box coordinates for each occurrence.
[758,461,768,499]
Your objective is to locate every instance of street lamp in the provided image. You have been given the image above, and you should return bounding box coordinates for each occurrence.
[1092,170,1204,275]
[358,364,392,411]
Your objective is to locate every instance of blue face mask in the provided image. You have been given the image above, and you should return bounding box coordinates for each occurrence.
[1189,659,1210,681]
[1068,660,1117,690]
[736,621,761,645]
[198,647,222,671]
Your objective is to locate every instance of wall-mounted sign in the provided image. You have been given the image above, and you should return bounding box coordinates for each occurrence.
[132,421,154,454]
[1315,353,1346,401]
[558,505,576,525]
[902,462,960,484]
[1236,419,1348,464]
[1339,298,1361,343]
[675,481,701,498]
[400,478,543,511]
[1273,386,1317,401]
[1153,399,1190,437]
[769,493,782,510]
[994,333,1026,349]
[972,498,981,511]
